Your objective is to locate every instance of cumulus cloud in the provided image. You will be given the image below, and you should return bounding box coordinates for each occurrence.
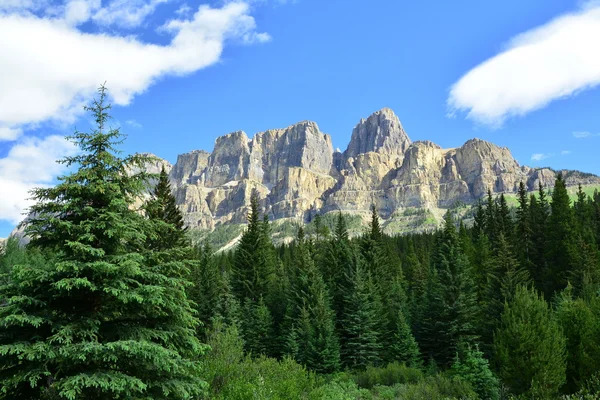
[448,2,600,126]
[531,153,553,162]
[0,1,269,139]
[0,135,77,223]
[561,150,572,155]
[573,131,600,138]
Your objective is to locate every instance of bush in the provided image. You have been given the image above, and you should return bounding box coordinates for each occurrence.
[202,322,319,400]
[370,375,477,400]
[354,363,424,389]
[309,375,372,400]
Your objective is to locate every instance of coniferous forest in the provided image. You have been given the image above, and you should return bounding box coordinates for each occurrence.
[1,87,600,399]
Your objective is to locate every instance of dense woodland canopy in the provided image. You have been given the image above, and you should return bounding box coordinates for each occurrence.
[1,86,600,399]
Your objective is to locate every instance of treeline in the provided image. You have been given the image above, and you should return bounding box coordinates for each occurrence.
[1,86,599,399]
[193,180,600,399]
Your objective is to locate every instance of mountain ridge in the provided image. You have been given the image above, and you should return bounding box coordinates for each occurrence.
[151,108,600,232]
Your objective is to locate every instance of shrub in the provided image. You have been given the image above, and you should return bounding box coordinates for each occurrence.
[354,363,424,389]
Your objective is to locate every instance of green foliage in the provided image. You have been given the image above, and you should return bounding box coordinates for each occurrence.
[241,297,273,356]
[285,231,341,373]
[555,285,600,394]
[232,190,276,302]
[0,85,206,399]
[202,321,318,400]
[145,165,187,249]
[450,345,499,400]
[389,308,422,368]
[546,173,576,297]
[340,261,383,369]
[422,212,479,366]
[494,285,567,398]
[354,363,424,389]
[367,374,477,400]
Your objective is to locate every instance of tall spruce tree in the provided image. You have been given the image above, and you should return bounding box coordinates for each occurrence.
[340,260,383,369]
[285,229,340,373]
[145,165,187,250]
[232,190,274,302]
[528,183,550,292]
[546,173,575,297]
[555,285,600,394]
[425,212,479,366]
[0,85,206,399]
[481,234,530,350]
[515,182,533,272]
[493,285,567,398]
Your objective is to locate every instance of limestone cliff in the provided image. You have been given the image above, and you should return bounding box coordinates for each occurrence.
[158,108,600,232]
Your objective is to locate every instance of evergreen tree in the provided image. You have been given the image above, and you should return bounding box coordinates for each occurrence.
[340,261,383,370]
[0,85,206,399]
[528,184,550,292]
[145,165,187,250]
[240,297,273,356]
[497,194,513,241]
[389,308,422,368]
[482,234,530,350]
[232,190,275,303]
[285,229,340,373]
[493,285,567,398]
[546,173,575,297]
[484,189,498,244]
[515,182,533,271]
[555,285,600,394]
[426,212,479,366]
[188,241,222,333]
[450,344,500,400]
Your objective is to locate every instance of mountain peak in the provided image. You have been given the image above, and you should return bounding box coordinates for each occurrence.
[344,108,411,158]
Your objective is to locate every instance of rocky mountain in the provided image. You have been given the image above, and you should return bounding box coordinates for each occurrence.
[149,108,599,234]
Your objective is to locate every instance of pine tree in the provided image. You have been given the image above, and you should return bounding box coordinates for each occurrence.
[515,182,533,271]
[426,212,479,366]
[493,285,567,398]
[484,189,498,244]
[232,190,275,302]
[482,234,530,350]
[340,261,383,370]
[189,242,217,330]
[389,308,422,368]
[546,173,575,297]
[555,285,600,394]
[145,165,187,250]
[528,184,549,293]
[0,85,206,399]
[497,194,513,241]
[240,297,273,356]
[450,344,499,400]
[285,229,340,373]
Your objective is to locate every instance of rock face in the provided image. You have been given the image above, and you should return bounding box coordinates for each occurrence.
[159,108,600,231]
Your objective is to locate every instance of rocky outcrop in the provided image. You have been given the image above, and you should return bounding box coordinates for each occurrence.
[344,107,411,159]
[153,108,600,232]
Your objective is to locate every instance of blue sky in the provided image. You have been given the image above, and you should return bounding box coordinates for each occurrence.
[1,0,600,236]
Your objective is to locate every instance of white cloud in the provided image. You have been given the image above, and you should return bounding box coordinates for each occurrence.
[0,125,23,140]
[0,1,269,140]
[561,150,572,155]
[125,119,143,128]
[573,131,600,138]
[531,153,553,162]
[0,135,77,223]
[175,3,191,16]
[92,0,170,29]
[448,2,600,126]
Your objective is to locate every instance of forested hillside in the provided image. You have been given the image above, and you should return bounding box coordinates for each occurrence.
[1,87,599,399]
